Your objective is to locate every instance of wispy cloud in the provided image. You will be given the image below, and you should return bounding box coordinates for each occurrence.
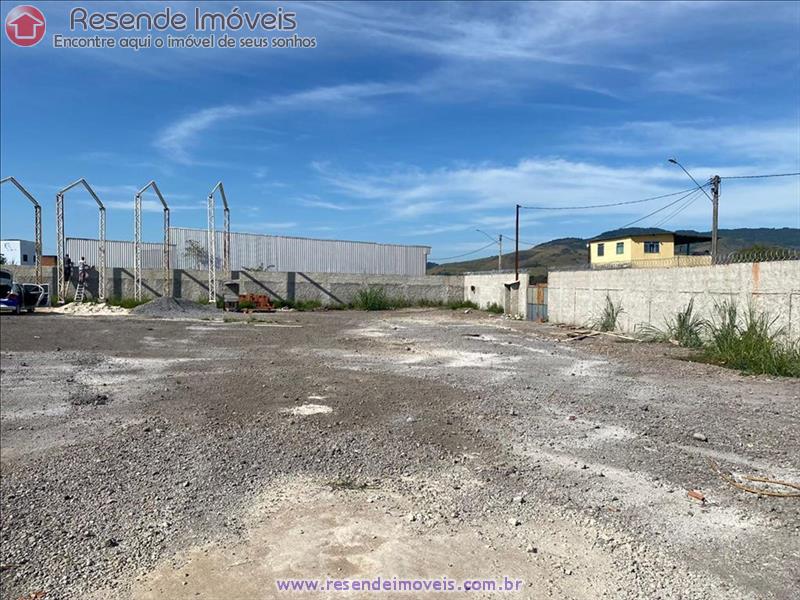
[78,199,203,213]
[155,82,415,165]
[233,221,298,233]
[314,153,800,233]
[567,121,800,166]
[298,195,369,211]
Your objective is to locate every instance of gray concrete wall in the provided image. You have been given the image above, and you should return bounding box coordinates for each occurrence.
[4,265,529,316]
[548,260,800,339]
[3,266,213,303]
[237,271,464,306]
[463,272,527,317]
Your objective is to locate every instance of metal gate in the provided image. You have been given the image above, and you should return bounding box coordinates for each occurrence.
[526,284,548,321]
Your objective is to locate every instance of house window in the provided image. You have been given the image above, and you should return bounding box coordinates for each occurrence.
[597,243,604,257]
[644,241,660,254]
[22,254,28,262]
[616,242,624,255]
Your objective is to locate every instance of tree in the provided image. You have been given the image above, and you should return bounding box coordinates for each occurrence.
[183,240,209,269]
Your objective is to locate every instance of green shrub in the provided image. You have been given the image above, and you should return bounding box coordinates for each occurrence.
[593,295,622,332]
[273,298,324,311]
[447,300,480,311]
[272,298,294,309]
[486,302,504,314]
[352,287,397,311]
[106,297,149,309]
[415,298,445,308]
[701,301,800,377]
[640,299,705,348]
[323,302,348,310]
[238,300,256,310]
[294,299,322,311]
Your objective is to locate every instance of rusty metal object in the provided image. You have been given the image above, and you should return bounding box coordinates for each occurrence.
[237,293,274,313]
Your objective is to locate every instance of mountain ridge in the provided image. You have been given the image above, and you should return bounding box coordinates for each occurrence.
[427,227,800,280]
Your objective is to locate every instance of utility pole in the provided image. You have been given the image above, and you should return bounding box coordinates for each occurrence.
[476,229,503,273]
[668,158,719,264]
[498,234,503,272]
[515,204,520,281]
[710,175,720,263]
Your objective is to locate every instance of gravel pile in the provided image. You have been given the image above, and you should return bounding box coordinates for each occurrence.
[130,297,220,319]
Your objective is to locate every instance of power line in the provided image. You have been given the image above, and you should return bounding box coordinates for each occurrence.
[518,186,700,210]
[653,188,705,228]
[617,188,702,229]
[503,235,538,246]
[429,240,497,262]
[721,172,800,180]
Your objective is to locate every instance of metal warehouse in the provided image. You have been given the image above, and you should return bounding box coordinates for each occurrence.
[169,227,430,276]
[64,231,430,276]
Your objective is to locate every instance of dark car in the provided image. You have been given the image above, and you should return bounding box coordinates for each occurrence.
[0,270,46,314]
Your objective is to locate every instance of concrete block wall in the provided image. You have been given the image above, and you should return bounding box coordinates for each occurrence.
[463,272,527,316]
[237,271,465,306]
[2,266,213,302]
[3,265,529,317]
[548,260,800,340]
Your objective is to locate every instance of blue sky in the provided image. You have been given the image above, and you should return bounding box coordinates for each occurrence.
[1,1,799,261]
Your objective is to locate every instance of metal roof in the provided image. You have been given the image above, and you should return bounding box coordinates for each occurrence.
[588,228,712,244]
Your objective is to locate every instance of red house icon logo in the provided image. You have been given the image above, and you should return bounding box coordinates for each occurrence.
[5,5,46,47]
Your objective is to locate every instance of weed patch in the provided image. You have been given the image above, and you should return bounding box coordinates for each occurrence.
[640,299,704,348]
[352,287,402,311]
[106,297,149,309]
[699,302,799,377]
[486,302,504,314]
[447,300,480,311]
[593,295,622,332]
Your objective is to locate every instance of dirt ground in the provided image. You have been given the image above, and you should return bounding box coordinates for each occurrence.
[1,309,798,600]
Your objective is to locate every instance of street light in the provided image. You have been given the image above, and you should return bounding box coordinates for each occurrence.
[668,158,713,202]
[476,229,503,272]
[668,158,720,262]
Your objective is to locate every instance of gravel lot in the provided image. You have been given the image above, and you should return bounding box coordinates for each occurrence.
[1,309,798,599]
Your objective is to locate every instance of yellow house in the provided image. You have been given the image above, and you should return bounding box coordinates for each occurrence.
[588,229,712,266]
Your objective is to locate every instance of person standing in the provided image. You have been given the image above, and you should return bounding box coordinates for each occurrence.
[63,254,73,296]
[78,257,88,285]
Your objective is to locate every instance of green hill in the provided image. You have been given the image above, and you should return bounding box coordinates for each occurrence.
[427,228,799,281]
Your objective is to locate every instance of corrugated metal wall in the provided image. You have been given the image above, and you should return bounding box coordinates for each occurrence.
[169,228,430,276]
[66,238,170,269]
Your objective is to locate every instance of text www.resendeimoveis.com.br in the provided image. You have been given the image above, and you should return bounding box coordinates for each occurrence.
[276,576,524,593]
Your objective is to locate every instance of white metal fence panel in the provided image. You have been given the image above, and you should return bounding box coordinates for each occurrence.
[66,238,169,269]
[169,227,430,275]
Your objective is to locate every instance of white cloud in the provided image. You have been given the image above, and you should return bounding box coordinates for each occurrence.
[314,155,799,232]
[571,121,800,166]
[297,196,366,211]
[155,82,415,164]
[233,221,298,233]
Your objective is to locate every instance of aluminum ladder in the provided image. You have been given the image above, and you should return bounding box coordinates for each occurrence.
[74,283,86,303]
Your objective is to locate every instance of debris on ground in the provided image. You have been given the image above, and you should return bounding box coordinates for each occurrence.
[687,489,706,504]
[70,392,111,406]
[708,459,800,498]
[130,298,221,319]
[283,404,333,416]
